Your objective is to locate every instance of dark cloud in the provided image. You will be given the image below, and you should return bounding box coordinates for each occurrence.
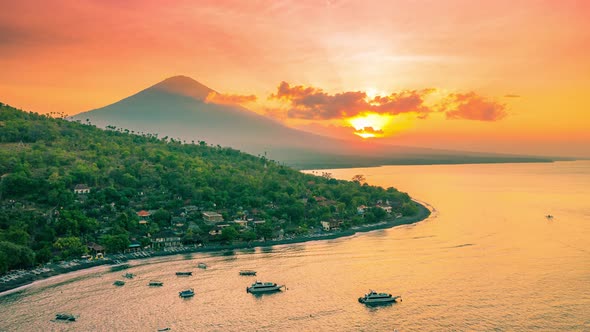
[270,81,434,120]
[372,89,434,115]
[444,92,507,121]
[205,92,257,104]
[355,127,385,136]
[270,82,509,122]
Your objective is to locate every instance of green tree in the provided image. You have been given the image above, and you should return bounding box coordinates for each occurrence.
[0,241,35,273]
[220,227,239,243]
[53,237,86,259]
[100,234,130,253]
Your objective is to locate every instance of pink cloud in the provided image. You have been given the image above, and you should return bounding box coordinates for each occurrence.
[444,92,507,121]
[270,81,435,120]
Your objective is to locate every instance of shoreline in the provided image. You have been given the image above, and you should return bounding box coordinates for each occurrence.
[0,201,431,296]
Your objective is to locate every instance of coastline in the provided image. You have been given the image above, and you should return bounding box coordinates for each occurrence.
[0,201,431,296]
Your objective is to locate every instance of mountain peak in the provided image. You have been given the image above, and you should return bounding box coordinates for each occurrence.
[150,75,216,101]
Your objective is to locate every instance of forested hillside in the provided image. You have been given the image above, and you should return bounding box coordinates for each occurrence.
[0,103,417,273]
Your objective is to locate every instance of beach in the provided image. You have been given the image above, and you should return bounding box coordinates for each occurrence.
[0,201,431,295]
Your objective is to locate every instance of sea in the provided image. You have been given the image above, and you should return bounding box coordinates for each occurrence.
[1,161,588,331]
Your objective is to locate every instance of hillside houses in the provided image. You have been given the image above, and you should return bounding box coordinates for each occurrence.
[203,211,224,223]
[321,219,343,231]
[74,184,91,194]
[151,230,182,249]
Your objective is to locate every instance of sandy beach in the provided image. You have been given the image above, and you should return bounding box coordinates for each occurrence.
[0,201,431,295]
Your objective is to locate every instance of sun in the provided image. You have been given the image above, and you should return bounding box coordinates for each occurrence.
[347,113,393,139]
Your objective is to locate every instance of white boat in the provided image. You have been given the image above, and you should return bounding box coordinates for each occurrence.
[358,290,401,304]
[246,281,284,294]
[197,262,207,269]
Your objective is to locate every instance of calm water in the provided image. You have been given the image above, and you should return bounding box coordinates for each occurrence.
[1,161,589,331]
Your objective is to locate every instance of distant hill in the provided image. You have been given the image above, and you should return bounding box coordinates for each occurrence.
[73,76,555,168]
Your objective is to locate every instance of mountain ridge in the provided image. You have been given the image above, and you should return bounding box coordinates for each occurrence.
[72,76,556,168]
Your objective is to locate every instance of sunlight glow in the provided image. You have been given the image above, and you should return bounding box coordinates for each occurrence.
[347,112,393,139]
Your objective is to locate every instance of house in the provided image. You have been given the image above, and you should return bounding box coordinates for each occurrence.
[151,230,182,249]
[202,211,224,223]
[321,219,343,231]
[233,219,248,227]
[379,205,393,213]
[251,220,266,226]
[138,220,149,225]
[209,227,223,236]
[357,205,368,214]
[183,205,200,213]
[137,210,151,218]
[74,184,91,194]
[127,241,142,252]
[87,242,105,256]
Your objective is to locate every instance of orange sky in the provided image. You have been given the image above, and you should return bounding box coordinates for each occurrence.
[1,0,589,157]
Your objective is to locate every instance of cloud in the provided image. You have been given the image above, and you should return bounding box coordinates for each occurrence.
[371,89,435,115]
[444,92,507,121]
[205,92,257,104]
[269,82,510,122]
[270,81,435,120]
[504,94,521,98]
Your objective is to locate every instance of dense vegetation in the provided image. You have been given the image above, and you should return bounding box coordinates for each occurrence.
[0,103,418,273]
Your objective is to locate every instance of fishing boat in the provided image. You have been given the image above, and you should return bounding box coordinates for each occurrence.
[246,281,284,294]
[358,290,401,304]
[123,273,135,279]
[175,271,192,276]
[546,214,554,220]
[54,313,76,321]
[113,280,126,286]
[179,288,195,298]
[148,280,164,286]
[197,262,208,269]
[239,270,257,276]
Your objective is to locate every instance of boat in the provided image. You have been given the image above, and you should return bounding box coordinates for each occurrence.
[123,273,135,279]
[148,280,164,286]
[54,313,76,321]
[179,288,195,298]
[113,280,126,286]
[358,290,401,304]
[546,214,554,220]
[239,270,257,276]
[246,281,284,294]
[175,271,192,276]
[197,262,207,269]
[158,328,171,331]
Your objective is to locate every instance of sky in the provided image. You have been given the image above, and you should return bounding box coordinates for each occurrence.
[1,0,589,157]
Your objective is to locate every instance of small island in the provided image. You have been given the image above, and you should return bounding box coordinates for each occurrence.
[0,103,429,292]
